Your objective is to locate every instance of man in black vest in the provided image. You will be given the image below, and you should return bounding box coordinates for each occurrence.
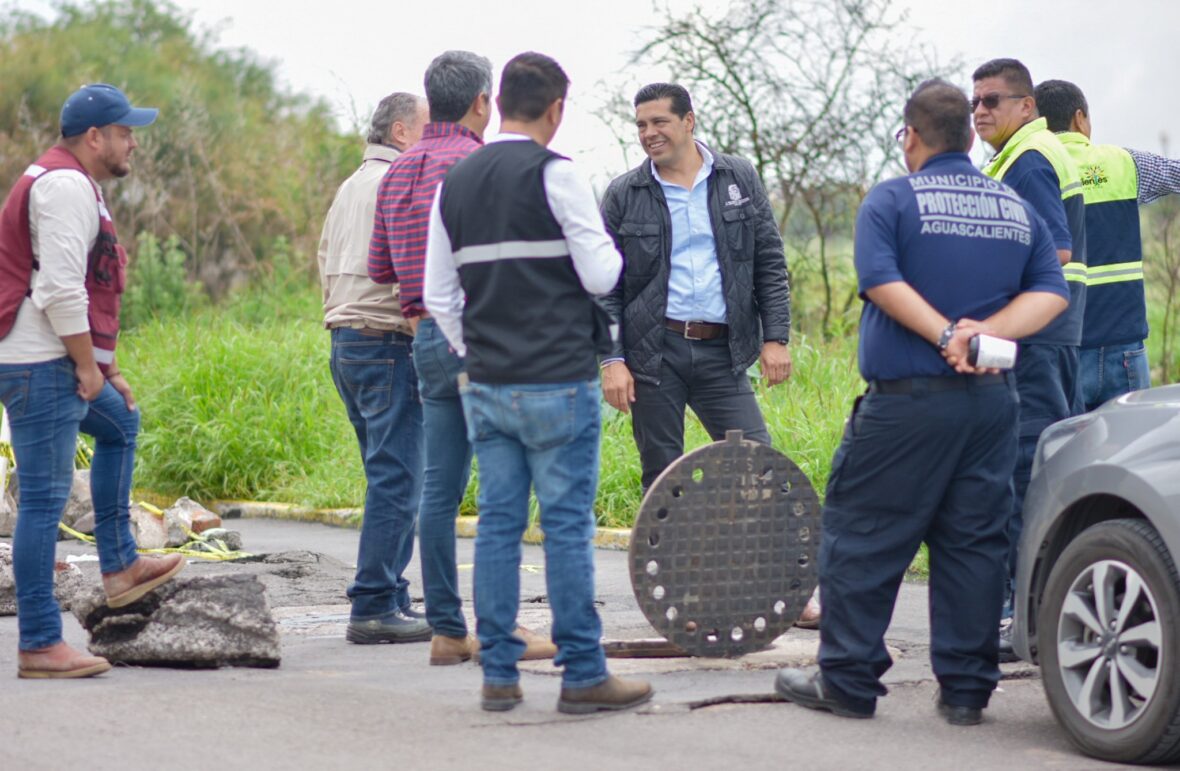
[423,52,652,714]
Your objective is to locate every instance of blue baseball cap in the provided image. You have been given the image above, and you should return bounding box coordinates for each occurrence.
[60,83,158,138]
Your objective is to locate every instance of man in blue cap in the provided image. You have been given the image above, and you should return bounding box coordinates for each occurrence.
[0,83,183,679]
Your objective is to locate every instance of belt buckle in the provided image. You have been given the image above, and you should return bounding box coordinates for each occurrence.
[683,320,703,340]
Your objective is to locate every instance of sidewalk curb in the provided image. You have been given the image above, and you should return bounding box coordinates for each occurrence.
[210,500,633,551]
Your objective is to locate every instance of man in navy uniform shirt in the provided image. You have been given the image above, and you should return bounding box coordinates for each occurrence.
[972,59,1086,645]
[774,80,1068,726]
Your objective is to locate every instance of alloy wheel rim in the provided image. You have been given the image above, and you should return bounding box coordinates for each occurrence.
[1056,559,1162,730]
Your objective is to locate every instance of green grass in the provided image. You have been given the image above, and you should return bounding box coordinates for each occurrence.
[117,283,865,528]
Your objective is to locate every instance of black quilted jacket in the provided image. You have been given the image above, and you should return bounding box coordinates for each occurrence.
[599,145,792,385]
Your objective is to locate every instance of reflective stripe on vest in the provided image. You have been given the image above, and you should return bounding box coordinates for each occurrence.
[1085,260,1143,286]
[984,118,1086,283]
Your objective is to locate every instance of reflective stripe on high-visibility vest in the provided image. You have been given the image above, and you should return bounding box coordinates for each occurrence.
[1062,261,1089,283]
[1085,260,1144,286]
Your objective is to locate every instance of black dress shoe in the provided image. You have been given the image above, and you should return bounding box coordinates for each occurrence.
[937,699,983,726]
[774,668,873,719]
[346,610,432,644]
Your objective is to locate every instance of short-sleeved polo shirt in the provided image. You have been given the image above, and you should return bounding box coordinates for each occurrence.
[854,152,1068,381]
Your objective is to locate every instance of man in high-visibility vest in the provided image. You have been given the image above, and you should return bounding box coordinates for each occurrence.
[1035,79,1180,410]
[973,58,1086,659]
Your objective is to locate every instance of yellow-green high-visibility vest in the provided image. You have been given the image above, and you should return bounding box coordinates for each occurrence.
[1058,132,1146,347]
[983,117,1087,345]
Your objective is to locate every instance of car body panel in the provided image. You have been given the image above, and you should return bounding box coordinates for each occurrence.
[1014,384,1180,661]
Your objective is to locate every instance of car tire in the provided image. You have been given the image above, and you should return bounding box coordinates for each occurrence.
[1038,518,1180,764]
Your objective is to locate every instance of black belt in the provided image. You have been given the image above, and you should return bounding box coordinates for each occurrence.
[665,318,728,340]
[869,373,1007,394]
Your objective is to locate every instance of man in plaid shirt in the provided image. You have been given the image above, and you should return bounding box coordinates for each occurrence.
[370,50,555,666]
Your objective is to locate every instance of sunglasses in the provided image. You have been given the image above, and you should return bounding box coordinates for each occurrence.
[971,92,1028,111]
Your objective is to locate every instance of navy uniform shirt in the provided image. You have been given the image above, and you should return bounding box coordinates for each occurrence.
[1002,151,1087,346]
[855,152,1068,381]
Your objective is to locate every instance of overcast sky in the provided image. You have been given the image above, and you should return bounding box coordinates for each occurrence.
[12,0,1180,184]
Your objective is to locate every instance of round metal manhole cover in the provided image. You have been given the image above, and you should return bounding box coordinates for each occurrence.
[629,430,821,657]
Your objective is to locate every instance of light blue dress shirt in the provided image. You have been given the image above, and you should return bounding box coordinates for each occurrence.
[653,143,728,323]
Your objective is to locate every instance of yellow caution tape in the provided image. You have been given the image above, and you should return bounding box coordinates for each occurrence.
[58,519,252,562]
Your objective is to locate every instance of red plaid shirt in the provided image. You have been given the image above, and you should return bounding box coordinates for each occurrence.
[368,122,483,317]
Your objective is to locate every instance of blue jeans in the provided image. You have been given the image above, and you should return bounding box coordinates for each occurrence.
[329,328,422,621]
[460,379,608,689]
[412,318,472,638]
[0,357,139,650]
[1079,342,1150,412]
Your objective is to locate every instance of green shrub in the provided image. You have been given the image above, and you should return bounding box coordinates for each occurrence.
[121,232,205,328]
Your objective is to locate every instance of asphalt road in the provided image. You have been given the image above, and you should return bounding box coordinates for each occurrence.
[0,518,1126,771]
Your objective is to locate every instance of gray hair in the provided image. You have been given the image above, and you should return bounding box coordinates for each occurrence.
[368,92,422,145]
[424,50,493,123]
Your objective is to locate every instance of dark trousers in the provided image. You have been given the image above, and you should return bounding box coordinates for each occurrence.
[631,329,771,489]
[1007,343,1079,597]
[818,376,1018,713]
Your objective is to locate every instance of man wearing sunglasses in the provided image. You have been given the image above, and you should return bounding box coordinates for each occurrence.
[972,59,1086,659]
[1034,79,1180,411]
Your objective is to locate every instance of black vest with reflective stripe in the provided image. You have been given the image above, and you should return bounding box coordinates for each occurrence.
[439,139,604,384]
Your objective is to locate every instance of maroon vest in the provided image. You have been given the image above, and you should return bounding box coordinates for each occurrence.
[0,146,125,370]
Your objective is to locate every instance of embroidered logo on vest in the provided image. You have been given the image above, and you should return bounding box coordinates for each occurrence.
[1081,163,1109,188]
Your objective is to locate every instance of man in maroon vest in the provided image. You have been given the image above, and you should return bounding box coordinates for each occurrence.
[0,84,183,679]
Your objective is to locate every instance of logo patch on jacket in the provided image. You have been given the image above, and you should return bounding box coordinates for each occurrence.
[1081,164,1108,188]
[725,184,749,207]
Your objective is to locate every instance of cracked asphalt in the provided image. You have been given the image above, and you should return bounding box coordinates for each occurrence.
[0,517,1109,770]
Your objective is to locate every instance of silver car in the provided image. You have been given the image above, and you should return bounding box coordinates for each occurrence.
[1014,383,1180,764]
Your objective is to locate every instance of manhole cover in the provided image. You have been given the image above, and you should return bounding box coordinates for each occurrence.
[629,430,821,657]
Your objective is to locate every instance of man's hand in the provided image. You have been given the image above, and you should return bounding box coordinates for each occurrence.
[601,361,636,414]
[106,372,137,411]
[941,319,999,375]
[75,363,104,401]
[760,341,792,386]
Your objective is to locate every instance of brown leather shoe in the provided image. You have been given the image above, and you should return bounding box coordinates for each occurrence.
[103,554,185,608]
[430,634,478,666]
[481,682,523,712]
[557,674,653,714]
[517,626,557,660]
[18,641,111,679]
[795,595,821,630]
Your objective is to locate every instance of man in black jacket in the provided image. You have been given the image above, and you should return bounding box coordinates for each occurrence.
[600,83,793,491]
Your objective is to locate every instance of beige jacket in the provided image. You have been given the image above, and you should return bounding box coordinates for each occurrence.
[317,144,411,334]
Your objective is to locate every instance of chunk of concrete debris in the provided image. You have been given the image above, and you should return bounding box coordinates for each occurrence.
[161,497,223,546]
[0,487,14,538]
[71,573,280,668]
[198,528,243,552]
[129,503,168,550]
[0,543,86,615]
[7,469,94,539]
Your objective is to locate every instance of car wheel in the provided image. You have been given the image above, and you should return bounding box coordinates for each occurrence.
[1038,518,1180,764]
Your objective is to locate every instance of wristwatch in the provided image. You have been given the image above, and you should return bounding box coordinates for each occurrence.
[937,321,958,352]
